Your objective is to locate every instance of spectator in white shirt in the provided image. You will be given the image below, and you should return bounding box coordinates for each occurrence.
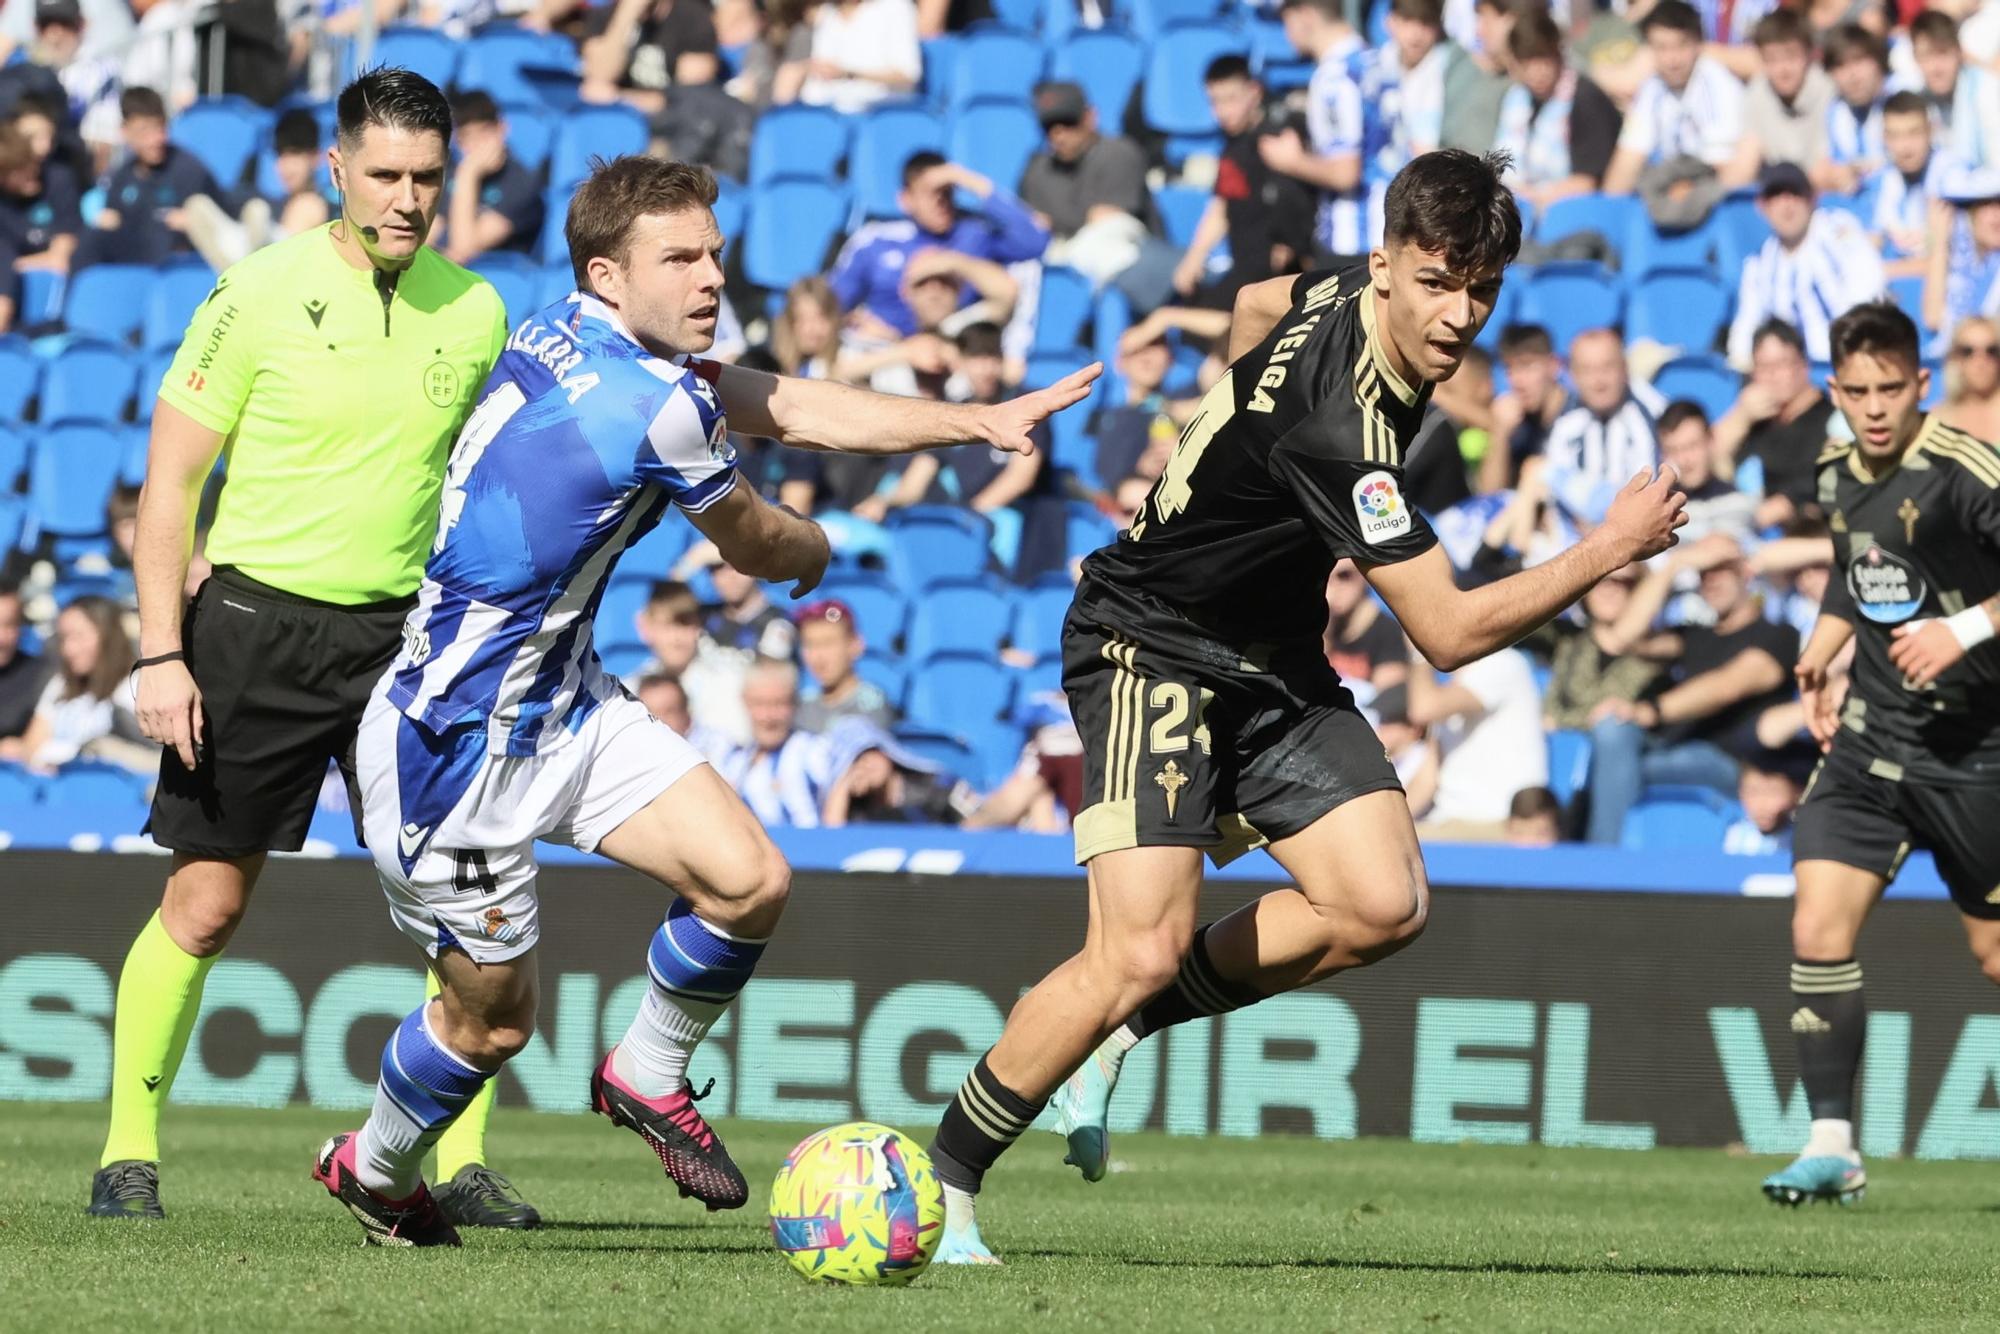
[1378,0,1453,178]
[1744,9,1833,173]
[1862,91,1959,278]
[624,580,753,745]
[1821,23,1894,193]
[1406,646,1548,841]
[1492,10,1624,209]
[1542,328,1665,525]
[1910,10,2000,172]
[1603,0,1757,195]
[1264,0,1371,260]
[1727,162,1888,367]
[0,595,148,775]
[798,0,921,115]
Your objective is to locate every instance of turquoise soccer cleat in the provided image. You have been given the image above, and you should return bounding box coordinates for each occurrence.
[1761,1153,1866,1207]
[934,1213,1003,1265]
[1052,1039,1126,1183]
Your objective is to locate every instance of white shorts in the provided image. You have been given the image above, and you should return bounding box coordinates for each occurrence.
[357,688,707,962]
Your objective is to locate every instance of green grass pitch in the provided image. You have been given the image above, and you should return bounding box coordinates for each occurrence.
[6,1102,1999,1332]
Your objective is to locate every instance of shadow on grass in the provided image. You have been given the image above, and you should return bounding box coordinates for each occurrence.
[1014,1252,1864,1281]
[532,1221,706,1234]
[524,1241,770,1257]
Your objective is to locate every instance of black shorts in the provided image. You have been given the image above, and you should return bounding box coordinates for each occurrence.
[1063,602,1401,867]
[148,568,414,859]
[1793,742,2000,919]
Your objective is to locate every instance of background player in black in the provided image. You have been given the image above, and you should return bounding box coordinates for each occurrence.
[925,150,1690,1265]
[1763,302,2000,1207]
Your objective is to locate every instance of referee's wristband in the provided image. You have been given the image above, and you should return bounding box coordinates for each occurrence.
[1944,606,1997,654]
[133,651,185,671]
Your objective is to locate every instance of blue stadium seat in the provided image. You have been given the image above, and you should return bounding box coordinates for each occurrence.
[30,422,124,537]
[1249,18,1311,90]
[0,494,26,553]
[40,343,139,424]
[501,103,556,175]
[537,182,577,265]
[1534,192,1638,246]
[306,797,367,858]
[550,105,649,190]
[958,717,1027,787]
[949,99,1042,194]
[749,104,849,186]
[599,641,650,679]
[118,424,149,487]
[1011,583,1071,658]
[907,653,1018,734]
[1621,785,1741,851]
[459,28,580,106]
[144,262,219,352]
[1626,269,1731,353]
[745,179,849,291]
[135,349,175,422]
[1050,29,1145,131]
[470,254,539,329]
[1546,728,1592,807]
[946,28,1045,109]
[1713,193,1773,273]
[888,506,994,586]
[907,578,1015,658]
[1153,183,1209,251]
[17,269,64,328]
[0,340,37,421]
[171,98,269,189]
[595,574,656,650]
[850,104,946,222]
[857,652,910,708]
[891,725,977,782]
[712,180,746,244]
[920,34,961,107]
[1624,212,1720,279]
[816,573,909,647]
[1066,501,1117,562]
[537,263,576,310]
[1653,353,1743,422]
[1033,266,1094,355]
[0,761,40,810]
[1518,261,1623,352]
[1143,24,1249,138]
[1129,0,1220,38]
[365,26,459,88]
[65,264,153,344]
[0,422,30,489]
[1473,276,1521,351]
[1889,274,1926,326]
[618,517,690,580]
[987,0,1042,30]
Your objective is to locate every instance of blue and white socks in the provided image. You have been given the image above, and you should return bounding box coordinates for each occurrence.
[355,1005,493,1199]
[612,899,767,1099]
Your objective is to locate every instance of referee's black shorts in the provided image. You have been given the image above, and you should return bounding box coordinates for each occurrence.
[148,567,415,859]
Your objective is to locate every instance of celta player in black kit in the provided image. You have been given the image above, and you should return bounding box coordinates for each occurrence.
[1761,302,2000,1207]
[924,149,1692,1264]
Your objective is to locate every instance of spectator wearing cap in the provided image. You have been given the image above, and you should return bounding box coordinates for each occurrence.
[1264,0,1373,265]
[1821,23,1893,192]
[1860,91,1958,279]
[1017,80,1175,311]
[820,727,966,826]
[1715,319,1838,529]
[1744,9,1832,174]
[796,599,898,733]
[1910,10,2000,171]
[437,91,545,266]
[1726,162,1886,368]
[1926,166,2000,344]
[829,149,1047,342]
[1603,0,1758,196]
[0,106,80,281]
[83,87,219,267]
[1540,328,1666,527]
[1492,9,1623,210]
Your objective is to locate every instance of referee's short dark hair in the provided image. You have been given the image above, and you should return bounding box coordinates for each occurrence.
[1639,0,1702,38]
[567,155,719,290]
[1829,302,1923,374]
[1382,149,1522,279]
[337,66,453,153]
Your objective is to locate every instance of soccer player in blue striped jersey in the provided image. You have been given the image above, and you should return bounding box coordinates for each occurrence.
[312,156,1098,1245]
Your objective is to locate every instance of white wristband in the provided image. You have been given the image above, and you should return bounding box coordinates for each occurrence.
[1944,605,1996,653]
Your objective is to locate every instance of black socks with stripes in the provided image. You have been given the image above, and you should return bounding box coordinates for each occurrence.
[1792,958,1865,1122]
[1122,924,1267,1042]
[930,1054,1047,1195]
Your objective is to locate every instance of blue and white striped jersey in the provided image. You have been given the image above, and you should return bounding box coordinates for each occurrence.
[385,293,739,757]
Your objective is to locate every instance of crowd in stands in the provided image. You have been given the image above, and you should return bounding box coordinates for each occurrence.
[3,0,2000,851]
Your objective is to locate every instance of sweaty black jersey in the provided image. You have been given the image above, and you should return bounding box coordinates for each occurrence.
[1817,417,2000,785]
[1074,267,1440,652]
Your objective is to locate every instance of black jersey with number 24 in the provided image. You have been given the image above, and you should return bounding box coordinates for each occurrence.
[1816,417,2000,785]
[1074,267,1441,654]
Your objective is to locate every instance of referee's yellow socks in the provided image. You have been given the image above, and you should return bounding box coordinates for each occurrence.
[427,969,497,1182]
[100,912,218,1167]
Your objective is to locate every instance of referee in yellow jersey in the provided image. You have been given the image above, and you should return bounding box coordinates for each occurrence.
[86,68,539,1229]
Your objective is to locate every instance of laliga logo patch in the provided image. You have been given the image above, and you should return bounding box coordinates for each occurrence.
[1847,545,1927,624]
[1352,471,1410,544]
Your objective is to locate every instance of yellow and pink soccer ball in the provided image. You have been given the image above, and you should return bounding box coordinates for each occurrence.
[768,1121,945,1285]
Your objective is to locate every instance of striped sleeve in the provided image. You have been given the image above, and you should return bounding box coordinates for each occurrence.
[634,360,739,512]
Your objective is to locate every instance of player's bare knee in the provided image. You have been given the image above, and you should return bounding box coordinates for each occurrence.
[1973,941,2000,988]
[1100,921,1190,1005]
[160,887,249,957]
[704,841,791,932]
[1344,861,1430,957]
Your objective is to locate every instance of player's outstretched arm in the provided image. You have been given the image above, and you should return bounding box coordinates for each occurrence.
[1368,467,1688,671]
[711,360,1101,456]
[685,479,831,600]
[133,402,227,770]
